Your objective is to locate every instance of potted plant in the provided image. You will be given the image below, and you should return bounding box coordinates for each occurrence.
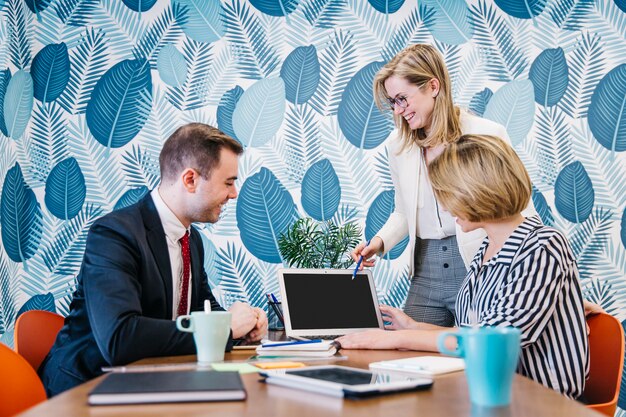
[278,218,361,269]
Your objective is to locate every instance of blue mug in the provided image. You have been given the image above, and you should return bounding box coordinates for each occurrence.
[438,327,521,407]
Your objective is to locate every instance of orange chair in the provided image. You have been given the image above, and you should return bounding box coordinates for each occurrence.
[584,313,625,416]
[0,342,47,416]
[14,310,65,371]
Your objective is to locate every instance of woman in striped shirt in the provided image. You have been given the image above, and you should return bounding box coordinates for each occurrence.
[337,134,588,399]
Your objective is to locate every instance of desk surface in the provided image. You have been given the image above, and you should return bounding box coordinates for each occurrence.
[19,349,601,417]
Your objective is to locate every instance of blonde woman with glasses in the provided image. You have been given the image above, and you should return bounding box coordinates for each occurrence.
[352,44,535,327]
[340,134,588,399]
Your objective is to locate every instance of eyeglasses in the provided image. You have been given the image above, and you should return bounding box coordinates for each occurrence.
[386,95,408,110]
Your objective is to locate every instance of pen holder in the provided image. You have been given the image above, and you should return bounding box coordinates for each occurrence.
[268,300,284,331]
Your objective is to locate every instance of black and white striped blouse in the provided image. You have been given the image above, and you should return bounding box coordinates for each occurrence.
[455,215,589,399]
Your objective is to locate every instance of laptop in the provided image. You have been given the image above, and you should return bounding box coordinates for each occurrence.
[277,268,384,339]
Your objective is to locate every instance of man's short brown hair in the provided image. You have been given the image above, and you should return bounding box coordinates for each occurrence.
[429,134,531,222]
[159,123,243,182]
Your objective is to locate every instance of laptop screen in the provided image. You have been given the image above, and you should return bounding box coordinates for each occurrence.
[282,271,380,330]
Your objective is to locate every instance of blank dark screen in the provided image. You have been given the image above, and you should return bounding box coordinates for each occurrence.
[283,272,379,329]
[287,367,374,385]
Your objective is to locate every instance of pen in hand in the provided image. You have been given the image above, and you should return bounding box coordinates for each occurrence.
[352,239,372,280]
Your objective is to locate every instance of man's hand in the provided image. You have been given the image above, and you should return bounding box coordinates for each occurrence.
[229,301,257,339]
[245,307,268,342]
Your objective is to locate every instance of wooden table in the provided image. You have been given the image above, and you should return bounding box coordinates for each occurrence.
[18,349,601,417]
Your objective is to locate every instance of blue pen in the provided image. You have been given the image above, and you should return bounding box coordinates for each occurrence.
[267,293,285,325]
[352,239,371,280]
[261,339,323,348]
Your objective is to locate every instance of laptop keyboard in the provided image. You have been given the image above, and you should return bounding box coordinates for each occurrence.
[300,335,342,340]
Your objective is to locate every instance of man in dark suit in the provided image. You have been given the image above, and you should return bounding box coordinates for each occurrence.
[39,123,267,397]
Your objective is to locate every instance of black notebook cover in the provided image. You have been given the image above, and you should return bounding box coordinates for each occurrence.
[88,370,246,405]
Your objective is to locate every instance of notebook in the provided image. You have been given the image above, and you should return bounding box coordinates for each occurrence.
[369,356,465,377]
[88,370,246,405]
[277,268,384,339]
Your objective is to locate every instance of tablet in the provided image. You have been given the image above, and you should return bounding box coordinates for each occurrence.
[260,365,433,398]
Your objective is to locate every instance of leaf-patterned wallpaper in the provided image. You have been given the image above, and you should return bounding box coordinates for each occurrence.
[0,0,625,407]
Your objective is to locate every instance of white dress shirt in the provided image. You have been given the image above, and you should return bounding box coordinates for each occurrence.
[150,189,192,319]
[416,146,456,239]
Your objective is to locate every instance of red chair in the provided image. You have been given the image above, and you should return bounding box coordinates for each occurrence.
[584,313,625,416]
[0,342,47,416]
[14,310,64,371]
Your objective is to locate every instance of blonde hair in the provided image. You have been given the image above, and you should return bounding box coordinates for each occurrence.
[373,44,462,149]
[429,134,531,222]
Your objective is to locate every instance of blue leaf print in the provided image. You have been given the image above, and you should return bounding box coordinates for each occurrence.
[156,44,187,88]
[174,0,225,43]
[24,0,52,17]
[424,0,473,45]
[232,77,285,148]
[301,159,341,221]
[528,48,569,107]
[621,207,626,250]
[16,293,56,318]
[309,29,358,117]
[365,190,408,260]
[249,0,300,16]
[280,45,320,105]
[548,0,594,30]
[0,69,11,137]
[469,88,493,117]
[494,0,547,19]
[588,64,626,153]
[55,0,101,26]
[3,70,33,140]
[114,186,149,210]
[122,0,157,12]
[31,43,71,103]
[200,233,222,288]
[45,158,86,220]
[86,59,153,149]
[237,167,299,263]
[5,0,32,70]
[58,27,109,115]
[469,1,528,82]
[338,62,393,150]
[554,161,595,224]
[367,0,404,14]
[483,79,535,146]
[0,163,43,264]
[221,0,280,79]
[302,0,346,28]
[616,0,626,12]
[217,86,244,143]
[531,187,554,227]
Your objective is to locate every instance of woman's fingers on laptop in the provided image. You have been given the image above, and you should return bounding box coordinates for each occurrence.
[336,330,394,349]
[379,305,418,330]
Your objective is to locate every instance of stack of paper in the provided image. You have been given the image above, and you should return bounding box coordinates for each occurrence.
[255,340,338,357]
[369,356,465,377]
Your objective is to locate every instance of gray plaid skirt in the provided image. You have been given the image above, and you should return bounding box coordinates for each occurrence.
[403,235,467,327]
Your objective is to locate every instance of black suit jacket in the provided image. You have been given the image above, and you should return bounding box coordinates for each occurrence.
[39,195,230,396]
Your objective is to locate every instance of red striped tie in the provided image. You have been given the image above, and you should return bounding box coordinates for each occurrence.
[177,231,190,317]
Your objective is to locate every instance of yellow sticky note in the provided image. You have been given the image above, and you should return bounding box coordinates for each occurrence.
[211,363,260,374]
[253,361,306,370]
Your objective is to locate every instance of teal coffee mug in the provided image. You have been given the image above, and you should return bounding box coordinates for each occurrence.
[438,327,521,407]
[176,311,231,363]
